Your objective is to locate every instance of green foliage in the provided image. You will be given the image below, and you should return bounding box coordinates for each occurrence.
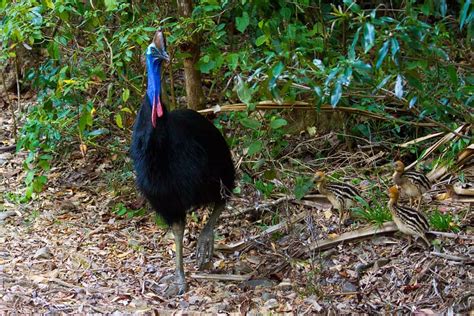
[294,177,314,200]
[113,203,146,218]
[353,189,392,226]
[1,0,472,201]
[429,209,460,232]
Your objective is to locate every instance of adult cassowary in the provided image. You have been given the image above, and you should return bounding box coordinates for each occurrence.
[130,30,235,295]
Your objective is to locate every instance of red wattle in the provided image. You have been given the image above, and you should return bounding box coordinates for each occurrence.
[151,103,157,128]
[157,97,163,117]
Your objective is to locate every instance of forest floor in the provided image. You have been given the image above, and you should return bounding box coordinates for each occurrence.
[0,99,473,314]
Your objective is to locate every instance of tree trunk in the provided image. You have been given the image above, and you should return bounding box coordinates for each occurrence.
[176,0,205,110]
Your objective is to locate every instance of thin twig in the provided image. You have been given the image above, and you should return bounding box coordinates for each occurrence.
[0,145,16,153]
[430,252,471,262]
[221,196,292,219]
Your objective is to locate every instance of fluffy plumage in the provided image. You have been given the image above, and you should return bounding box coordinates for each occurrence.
[131,99,235,225]
[387,186,430,247]
[392,160,431,210]
[130,30,235,296]
[314,171,363,225]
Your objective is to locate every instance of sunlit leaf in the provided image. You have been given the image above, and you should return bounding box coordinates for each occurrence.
[375,41,390,69]
[409,96,417,108]
[363,23,375,53]
[104,0,118,11]
[349,27,361,59]
[460,0,471,29]
[122,88,130,102]
[235,75,253,105]
[394,74,404,99]
[390,38,399,63]
[115,113,123,129]
[330,82,342,107]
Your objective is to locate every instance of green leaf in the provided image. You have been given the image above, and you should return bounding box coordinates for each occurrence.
[330,82,342,107]
[390,38,399,63]
[240,117,262,130]
[343,0,361,12]
[235,75,253,104]
[349,27,361,59]
[272,61,284,77]
[44,0,54,9]
[47,41,60,60]
[270,118,288,129]
[236,12,250,33]
[439,0,447,16]
[363,23,375,53]
[446,65,458,86]
[375,41,390,69]
[115,113,123,129]
[25,170,35,185]
[227,53,239,70]
[255,35,267,46]
[32,176,47,192]
[122,88,130,102]
[247,141,263,156]
[294,177,314,200]
[460,0,471,29]
[104,0,118,11]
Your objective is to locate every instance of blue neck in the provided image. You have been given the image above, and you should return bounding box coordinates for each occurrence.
[146,55,161,107]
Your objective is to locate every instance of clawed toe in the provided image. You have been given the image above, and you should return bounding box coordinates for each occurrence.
[155,274,187,297]
[196,230,214,270]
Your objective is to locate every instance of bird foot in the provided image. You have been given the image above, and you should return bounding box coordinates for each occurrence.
[156,274,187,297]
[196,228,214,270]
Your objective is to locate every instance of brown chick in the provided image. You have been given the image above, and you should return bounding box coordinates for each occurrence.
[314,171,363,226]
[392,161,432,211]
[387,186,430,247]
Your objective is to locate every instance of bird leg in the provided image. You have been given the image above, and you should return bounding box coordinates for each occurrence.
[402,235,413,254]
[416,197,422,212]
[196,202,224,270]
[167,221,186,296]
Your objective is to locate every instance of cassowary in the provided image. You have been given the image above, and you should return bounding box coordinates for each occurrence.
[130,30,235,295]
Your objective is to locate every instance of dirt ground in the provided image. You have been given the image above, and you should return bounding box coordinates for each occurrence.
[0,102,473,314]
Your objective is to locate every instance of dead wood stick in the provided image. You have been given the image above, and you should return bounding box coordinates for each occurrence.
[428,231,474,240]
[221,196,292,219]
[327,291,359,296]
[0,145,16,153]
[293,222,399,258]
[412,124,469,172]
[51,277,82,289]
[190,273,251,282]
[429,252,472,262]
[397,132,444,148]
[198,102,437,127]
[216,212,307,252]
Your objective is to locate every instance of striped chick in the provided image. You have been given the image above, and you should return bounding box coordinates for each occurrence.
[387,185,430,247]
[314,171,363,226]
[392,160,432,211]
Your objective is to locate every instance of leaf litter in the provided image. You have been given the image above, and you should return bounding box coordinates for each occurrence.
[0,105,473,314]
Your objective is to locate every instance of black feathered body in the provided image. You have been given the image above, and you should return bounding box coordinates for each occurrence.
[131,98,235,225]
